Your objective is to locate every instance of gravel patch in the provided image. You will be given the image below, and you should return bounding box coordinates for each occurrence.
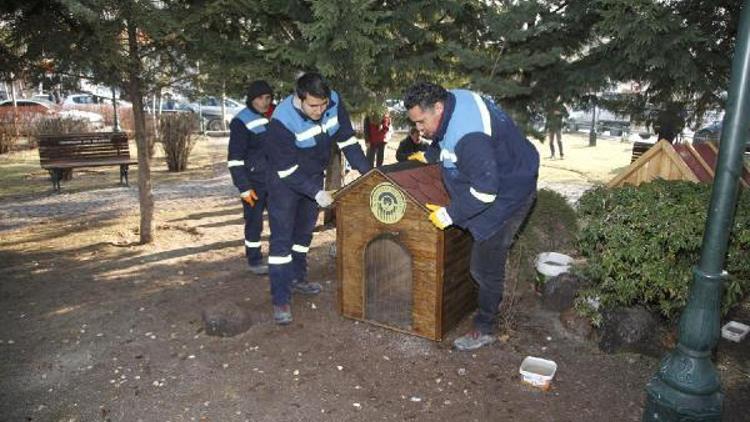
[0,169,595,233]
[0,175,236,232]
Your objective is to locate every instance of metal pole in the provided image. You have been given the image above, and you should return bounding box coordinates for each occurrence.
[643,1,750,420]
[589,96,597,146]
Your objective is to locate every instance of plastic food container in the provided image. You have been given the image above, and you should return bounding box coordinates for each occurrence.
[519,356,558,390]
[535,252,574,278]
[721,321,749,343]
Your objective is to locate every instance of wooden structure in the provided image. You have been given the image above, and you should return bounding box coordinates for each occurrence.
[37,132,136,192]
[608,140,750,188]
[335,162,475,341]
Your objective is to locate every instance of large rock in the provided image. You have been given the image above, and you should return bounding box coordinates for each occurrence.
[542,273,583,312]
[559,307,593,340]
[202,302,253,337]
[598,306,657,355]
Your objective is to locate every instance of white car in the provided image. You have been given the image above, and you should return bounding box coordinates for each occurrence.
[0,99,104,128]
[62,93,132,108]
[59,109,105,127]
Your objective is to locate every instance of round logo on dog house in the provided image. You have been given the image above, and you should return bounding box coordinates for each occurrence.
[370,182,406,224]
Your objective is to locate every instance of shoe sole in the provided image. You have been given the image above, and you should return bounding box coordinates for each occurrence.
[292,284,321,295]
[249,266,268,275]
[274,317,293,325]
[454,337,496,351]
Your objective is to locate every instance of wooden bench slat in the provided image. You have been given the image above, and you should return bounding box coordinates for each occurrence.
[41,160,136,169]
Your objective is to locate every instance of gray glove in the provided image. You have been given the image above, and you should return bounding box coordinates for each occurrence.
[315,190,334,208]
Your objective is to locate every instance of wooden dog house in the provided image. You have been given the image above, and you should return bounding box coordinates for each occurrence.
[334,162,475,341]
[608,140,750,188]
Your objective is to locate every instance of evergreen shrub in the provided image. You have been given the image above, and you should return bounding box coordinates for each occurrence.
[576,180,750,321]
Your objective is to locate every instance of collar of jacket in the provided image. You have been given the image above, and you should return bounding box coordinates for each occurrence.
[432,92,456,144]
[292,95,338,122]
[247,105,264,116]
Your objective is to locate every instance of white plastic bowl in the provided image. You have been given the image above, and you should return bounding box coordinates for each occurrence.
[535,252,574,278]
[721,321,749,343]
[519,356,558,389]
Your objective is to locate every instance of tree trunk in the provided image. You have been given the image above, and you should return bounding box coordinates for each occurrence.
[127,19,154,244]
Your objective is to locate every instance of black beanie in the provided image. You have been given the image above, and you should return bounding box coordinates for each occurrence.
[246,80,273,104]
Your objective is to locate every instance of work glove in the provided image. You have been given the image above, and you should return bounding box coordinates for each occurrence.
[240,189,259,207]
[425,203,452,230]
[408,151,427,163]
[315,190,335,208]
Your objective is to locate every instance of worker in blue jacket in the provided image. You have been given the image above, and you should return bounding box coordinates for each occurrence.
[404,82,539,351]
[227,80,274,275]
[265,72,371,324]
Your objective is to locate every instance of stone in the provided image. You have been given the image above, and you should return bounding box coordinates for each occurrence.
[202,302,252,337]
[559,307,593,339]
[542,273,583,312]
[598,306,657,355]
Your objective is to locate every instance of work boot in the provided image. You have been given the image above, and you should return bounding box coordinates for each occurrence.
[292,280,322,295]
[248,264,268,275]
[453,329,496,351]
[273,304,293,325]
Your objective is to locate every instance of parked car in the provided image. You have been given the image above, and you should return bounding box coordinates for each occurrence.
[566,107,630,136]
[188,97,244,131]
[0,98,56,117]
[0,98,104,128]
[692,121,750,157]
[145,99,195,114]
[692,121,722,144]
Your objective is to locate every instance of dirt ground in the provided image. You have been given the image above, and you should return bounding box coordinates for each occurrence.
[1,134,748,421]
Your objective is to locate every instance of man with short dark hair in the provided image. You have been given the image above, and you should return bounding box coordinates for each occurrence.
[265,72,371,324]
[404,82,539,350]
[227,80,274,275]
[396,126,428,162]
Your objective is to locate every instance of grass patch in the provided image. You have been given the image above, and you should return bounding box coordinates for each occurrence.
[0,136,226,199]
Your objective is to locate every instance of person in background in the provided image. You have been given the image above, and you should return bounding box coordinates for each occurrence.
[404,82,539,351]
[365,111,390,167]
[227,80,274,275]
[545,102,566,159]
[396,126,428,162]
[264,72,371,324]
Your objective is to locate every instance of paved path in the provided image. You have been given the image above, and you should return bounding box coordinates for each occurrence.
[0,166,593,233]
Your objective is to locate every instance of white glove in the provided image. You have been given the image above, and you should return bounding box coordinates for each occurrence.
[315,190,335,208]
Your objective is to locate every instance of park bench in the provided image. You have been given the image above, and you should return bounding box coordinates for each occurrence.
[631,141,654,163]
[37,132,136,192]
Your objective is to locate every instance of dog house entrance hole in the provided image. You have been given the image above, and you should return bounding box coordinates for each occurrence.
[364,235,413,330]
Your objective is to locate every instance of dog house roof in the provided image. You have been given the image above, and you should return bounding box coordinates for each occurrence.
[338,162,450,208]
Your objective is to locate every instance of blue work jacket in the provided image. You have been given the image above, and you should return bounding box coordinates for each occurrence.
[424,89,539,241]
[227,106,269,192]
[265,90,371,198]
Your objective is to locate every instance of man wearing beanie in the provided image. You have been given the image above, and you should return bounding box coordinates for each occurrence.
[227,80,274,275]
[264,72,371,324]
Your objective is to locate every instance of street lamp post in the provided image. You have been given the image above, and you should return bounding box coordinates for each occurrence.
[643,1,750,420]
[589,96,597,146]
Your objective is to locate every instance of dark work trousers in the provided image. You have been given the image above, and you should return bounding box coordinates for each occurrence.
[366,143,385,167]
[241,189,268,267]
[471,192,536,334]
[267,174,322,306]
[548,129,563,158]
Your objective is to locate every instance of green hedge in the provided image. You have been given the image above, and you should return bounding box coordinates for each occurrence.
[576,180,750,320]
